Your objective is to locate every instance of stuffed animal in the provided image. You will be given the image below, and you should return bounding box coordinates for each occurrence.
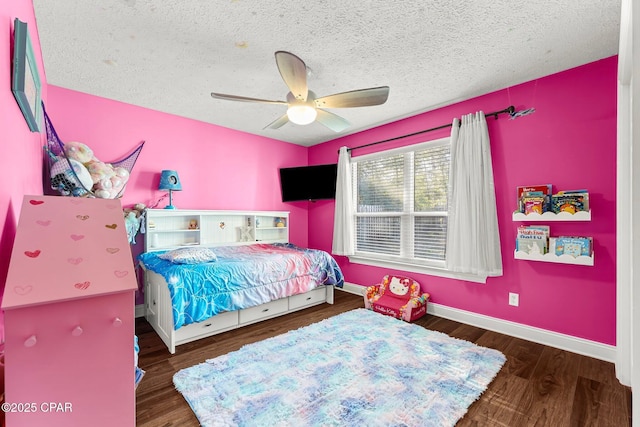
[88,161,130,199]
[50,139,134,199]
[64,141,94,164]
[123,203,146,243]
[50,157,93,196]
[111,167,130,196]
[87,160,115,185]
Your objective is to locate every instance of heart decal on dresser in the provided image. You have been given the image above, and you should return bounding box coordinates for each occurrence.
[74,281,90,290]
[106,247,120,254]
[67,257,83,265]
[70,234,85,241]
[76,215,90,221]
[14,285,33,295]
[29,200,44,205]
[36,220,51,226]
[24,250,41,258]
[105,224,118,230]
[114,270,128,278]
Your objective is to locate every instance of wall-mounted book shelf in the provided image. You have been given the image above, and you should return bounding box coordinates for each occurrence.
[514,186,593,265]
[512,210,591,222]
[514,249,595,266]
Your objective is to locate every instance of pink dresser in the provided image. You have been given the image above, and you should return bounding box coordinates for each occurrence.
[2,196,137,427]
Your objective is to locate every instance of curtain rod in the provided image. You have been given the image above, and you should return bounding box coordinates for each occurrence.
[344,105,516,154]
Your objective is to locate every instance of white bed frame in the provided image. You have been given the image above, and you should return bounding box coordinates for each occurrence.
[142,209,335,354]
[144,270,334,354]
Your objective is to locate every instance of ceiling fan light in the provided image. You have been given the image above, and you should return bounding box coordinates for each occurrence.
[287,105,317,125]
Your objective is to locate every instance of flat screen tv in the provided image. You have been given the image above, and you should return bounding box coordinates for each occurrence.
[279,163,338,202]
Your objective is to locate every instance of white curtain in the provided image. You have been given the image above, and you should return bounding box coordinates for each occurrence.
[445,112,503,277]
[332,146,355,255]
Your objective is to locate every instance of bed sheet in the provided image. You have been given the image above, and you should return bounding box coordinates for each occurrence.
[138,243,344,329]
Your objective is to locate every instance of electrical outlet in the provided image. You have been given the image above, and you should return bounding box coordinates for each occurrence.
[509,292,519,307]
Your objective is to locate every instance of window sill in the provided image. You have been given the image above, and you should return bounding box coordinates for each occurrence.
[347,255,488,284]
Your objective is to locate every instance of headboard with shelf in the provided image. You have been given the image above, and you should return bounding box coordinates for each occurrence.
[144,209,289,252]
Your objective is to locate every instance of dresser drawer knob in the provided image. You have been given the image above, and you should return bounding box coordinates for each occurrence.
[112,317,123,327]
[72,326,83,337]
[24,335,37,347]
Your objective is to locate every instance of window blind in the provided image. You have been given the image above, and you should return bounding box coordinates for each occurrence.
[352,139,449,266]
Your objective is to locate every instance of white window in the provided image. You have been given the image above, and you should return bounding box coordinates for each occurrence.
[349,138,459,277]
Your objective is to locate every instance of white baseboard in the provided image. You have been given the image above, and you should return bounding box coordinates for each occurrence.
[135,304,145,318]
[341,282,366,295]
[428,302,616,363]
[345,282,616,363]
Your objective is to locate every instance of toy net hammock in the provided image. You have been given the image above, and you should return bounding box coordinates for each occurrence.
[43,103,144,197]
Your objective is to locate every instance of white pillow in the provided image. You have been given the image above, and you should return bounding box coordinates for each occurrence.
[158,247,217,264]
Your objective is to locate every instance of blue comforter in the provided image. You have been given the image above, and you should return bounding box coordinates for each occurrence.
[138,243,344,329]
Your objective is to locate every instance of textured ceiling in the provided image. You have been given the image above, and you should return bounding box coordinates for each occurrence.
[33,1,621,147]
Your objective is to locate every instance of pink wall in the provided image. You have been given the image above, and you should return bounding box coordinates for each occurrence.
[44,87,311,303]
[0,0,618,349]
[0,1,48,350]
[309,57,617,345]
[44,86,309,240]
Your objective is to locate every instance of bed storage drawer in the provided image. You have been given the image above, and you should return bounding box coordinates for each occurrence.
[239,298,289,324]
[289,287,327,310]
[175,310,239,342]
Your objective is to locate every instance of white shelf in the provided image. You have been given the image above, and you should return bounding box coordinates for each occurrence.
[514,249,594,266]
[145,210,289,251]
[512,210,591,221]
[147,229,200,233]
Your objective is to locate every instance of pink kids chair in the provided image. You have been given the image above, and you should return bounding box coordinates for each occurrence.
[364,275,429,322]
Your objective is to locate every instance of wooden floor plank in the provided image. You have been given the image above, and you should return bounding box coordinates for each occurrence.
[509,346,582,426]
[135,290,632,426]
[570,376,606,427]
[474,329,515,353]
[502,336,545,380]
[458,369,529,427]
[448,322,488,343]
[416,315,462,335]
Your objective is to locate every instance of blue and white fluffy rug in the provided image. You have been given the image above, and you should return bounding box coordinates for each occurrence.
[173,308,505,427]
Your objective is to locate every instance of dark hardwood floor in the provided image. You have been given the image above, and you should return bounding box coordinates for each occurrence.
[135,290,632,426]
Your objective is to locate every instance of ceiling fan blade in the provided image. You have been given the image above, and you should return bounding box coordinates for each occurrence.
[275,51,308,101]
[211,92,287,105]
[314,86,390,108]
[264,114,289,130]
[315,109,350,132]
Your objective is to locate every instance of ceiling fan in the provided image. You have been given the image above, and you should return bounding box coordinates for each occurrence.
[211,51,390,132]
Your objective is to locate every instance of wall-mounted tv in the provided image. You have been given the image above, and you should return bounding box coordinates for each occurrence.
[279,163,338,202]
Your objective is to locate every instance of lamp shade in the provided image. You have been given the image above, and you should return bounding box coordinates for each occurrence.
[158,170,182,191]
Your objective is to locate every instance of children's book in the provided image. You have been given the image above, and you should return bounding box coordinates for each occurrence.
[517,184,552,213]
[554,236,592,257]
[523,196,546,214]
[516,225,549,254]
[552,190,589,213]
